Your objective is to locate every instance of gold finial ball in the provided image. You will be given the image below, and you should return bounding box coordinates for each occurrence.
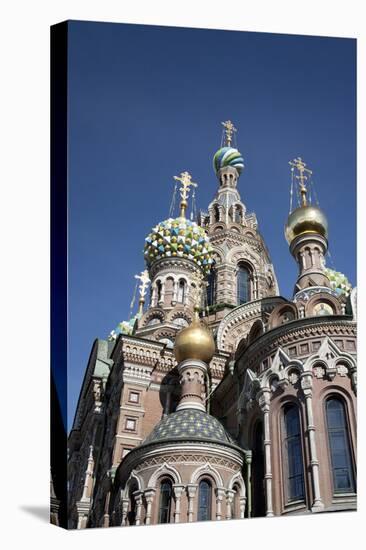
[285,205,328,245]
[174,319,216,364]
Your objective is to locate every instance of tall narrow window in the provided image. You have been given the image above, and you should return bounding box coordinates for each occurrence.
[158,479,172,524]
[207,271,216,307]
[252,421,265,517]
[237,264,250,305]
[156,281,162,303]
[198,479,211,521]
[326,398,355,494]
[177,280,185,303]
[283,404,305,502]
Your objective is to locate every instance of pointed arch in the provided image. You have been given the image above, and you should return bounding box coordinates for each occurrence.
[190,463,223,487]
[147,462,182,488]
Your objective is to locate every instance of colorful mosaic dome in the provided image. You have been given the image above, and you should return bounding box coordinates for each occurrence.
[141,409,236,447]
[325,268,352,297]
[144,218,214,274]
[213,146,244,174]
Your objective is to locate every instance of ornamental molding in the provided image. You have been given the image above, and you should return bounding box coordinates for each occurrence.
[238,317,356,373]
[133,454,240,473]
[217,297,286,351]
[149,257,204,279]
[116,441,244,481]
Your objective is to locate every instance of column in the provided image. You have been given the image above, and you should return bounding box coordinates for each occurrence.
[134,491,144,526]
[172,280,178,305]
[215,488,225,520]
[239,497,246,519]
[121,498,129,526]
[173,485,185,523]
[245,452,252,518]
[102,490,111,527]
[301,373,324,512]
[151,285,157,307]
[258,389,274,517]
[225,489,235,520]
[187,484,197,522]
[81,445,94,501]
[159,281,166,306]
[144,489,156,525]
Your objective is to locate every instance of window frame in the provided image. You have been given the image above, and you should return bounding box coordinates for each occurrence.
[124,416,138,432]
[197,478,212,522]
[281,402,306,506]
[324,395,356,496]
[157,478,173,524]
[236,262,251,305]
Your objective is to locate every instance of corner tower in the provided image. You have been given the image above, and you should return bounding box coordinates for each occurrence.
[199,121,279,325]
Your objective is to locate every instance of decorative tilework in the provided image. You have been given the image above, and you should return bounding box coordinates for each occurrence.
[141,409,236,446]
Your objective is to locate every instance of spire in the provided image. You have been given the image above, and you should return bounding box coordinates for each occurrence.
[221,120,237,147]
[173,171,198,218]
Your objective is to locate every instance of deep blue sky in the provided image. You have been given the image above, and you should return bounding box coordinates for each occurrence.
[67,21,356,431]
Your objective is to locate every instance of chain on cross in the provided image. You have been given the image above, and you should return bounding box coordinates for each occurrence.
[289,157,313,206]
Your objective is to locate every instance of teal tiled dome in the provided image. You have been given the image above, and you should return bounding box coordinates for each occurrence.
[141,409,236,447]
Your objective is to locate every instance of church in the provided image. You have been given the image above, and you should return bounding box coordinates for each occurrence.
[65,121,357,529]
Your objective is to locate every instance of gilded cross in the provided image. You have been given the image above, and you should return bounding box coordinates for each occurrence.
[289,157,313,206]
[173,171,198,217]
[222,120,237,146]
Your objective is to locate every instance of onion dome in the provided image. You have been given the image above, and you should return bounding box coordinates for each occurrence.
[213,146,244,175]
[285,204,328,245]
[174,316,215,364]
[324,268,352,296]
[144,217,214,274]
[141,409,236,446]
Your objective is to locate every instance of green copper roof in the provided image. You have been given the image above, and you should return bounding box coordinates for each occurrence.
[141,409,236,447]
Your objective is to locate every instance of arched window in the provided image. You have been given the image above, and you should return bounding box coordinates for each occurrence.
[207,270,216,307]
[177,280,185,303]
[282,404,305,502]
[213,204,220,222]
[158,479,172,524]
[198,479,212,521]
[237,264,250,305]
[156,281,162,303]
[326,397,355,494]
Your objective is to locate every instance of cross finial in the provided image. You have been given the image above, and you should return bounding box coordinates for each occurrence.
[135,269,150,315]
[173,171,198,218]
[222,120,237,146]
[135,270,150,298]
[289,157,313,206]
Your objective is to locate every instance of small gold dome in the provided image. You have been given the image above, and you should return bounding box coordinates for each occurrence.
[174,318,215,364]
[285,205,328,245]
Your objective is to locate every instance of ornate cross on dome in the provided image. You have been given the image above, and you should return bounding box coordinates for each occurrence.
[222,120,237,146]
[135,270,150,298]
[289,157,313,206]
[173,171,198,218]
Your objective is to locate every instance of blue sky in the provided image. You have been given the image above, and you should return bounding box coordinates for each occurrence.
[66,21,356,431]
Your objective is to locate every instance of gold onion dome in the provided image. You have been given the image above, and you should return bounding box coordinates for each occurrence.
[174,314,215,364]
[285,204,328,245]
